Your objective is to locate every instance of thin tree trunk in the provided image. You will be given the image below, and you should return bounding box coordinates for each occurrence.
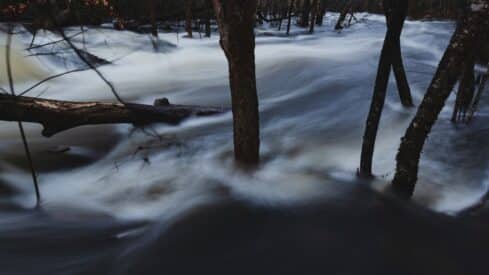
[391,2,489,199]
[300,0,311,28]
[335,1,351,30]
[359,0,409,178]
[212,0,260,165]
[286,0,295,35]
[185,0,193,38]
[316,0,326,26]
[204,0,212,38]
[392,35,414,107]
[149,0,158,38]
[467,64,489,122]
[452,54,476,122]
[309,0,319,33]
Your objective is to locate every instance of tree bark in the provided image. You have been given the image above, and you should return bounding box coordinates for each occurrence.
[309,0,319,33]
[300,0,311,28]
[184,0,193,38]
[316,0,326,26]
[204,0,212,38]
[0,94,225,138]
[391,1,489,199]
[392,33,414,107]
[359,0,410,178]
[286,0,295,35]
[335,1,352,30]
[452,54,476,122]
[149,0,158,38]
[212,0,260,165]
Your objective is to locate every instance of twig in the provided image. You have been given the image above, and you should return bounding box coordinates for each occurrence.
[5,24,41,208]
[18,68,88,96]
[47,2,125,104]
[26,30,86,50]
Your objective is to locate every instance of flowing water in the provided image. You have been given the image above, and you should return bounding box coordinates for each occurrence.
[0,14,488,274]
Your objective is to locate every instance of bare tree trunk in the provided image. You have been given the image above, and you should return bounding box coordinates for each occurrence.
[452,54,476,122]
[149,0,158,38]
[212,0,260,165]
[359,0,410,178]
[309,0,319,33]
[300,0,311,27]
[286,0,295,35]
[316,0,326,26]
[204,0,213,38]
[335,1,351,30]
[391,2,489,199]
[392,28,414,107]
[185,0,193,38]
[467,64,489,122]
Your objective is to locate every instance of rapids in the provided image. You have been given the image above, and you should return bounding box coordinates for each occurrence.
[0,13,488,275]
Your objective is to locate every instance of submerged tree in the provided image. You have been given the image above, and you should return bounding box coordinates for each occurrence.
[212,0,261,165]
[359,0,413,178]
[391,0,489,199]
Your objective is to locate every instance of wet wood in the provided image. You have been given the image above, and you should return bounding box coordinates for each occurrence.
[391,1,489,199]
[0,94,226,137]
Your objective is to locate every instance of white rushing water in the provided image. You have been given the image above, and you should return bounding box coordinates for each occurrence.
[0,13,488,221]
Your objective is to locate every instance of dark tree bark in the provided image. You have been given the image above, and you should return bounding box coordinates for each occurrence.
[392,30,414,107]
[391,2,489,199]
[335,1,352,30]
[309,0,319,33]
[149,0,158,38]
[452,54,476,122]
[204,0,213,38]
[286,0,295,35]
[467,64,489,122]
[212,0,260,165]
[300,0,311,28]
[184,0,193,38]
[316,0,326,26]
[0,94,225,137]
[359,0,411,178]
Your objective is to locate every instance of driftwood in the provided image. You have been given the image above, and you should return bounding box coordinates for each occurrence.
[0,94,227,137]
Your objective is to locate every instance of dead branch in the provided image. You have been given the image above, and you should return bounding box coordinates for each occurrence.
[0,94,227,137]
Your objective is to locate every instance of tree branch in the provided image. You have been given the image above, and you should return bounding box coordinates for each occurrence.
[0,94,227,137]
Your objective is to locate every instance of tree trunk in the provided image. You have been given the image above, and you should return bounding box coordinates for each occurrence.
[467,64,489,122]
[316,0,326,26]
[149,0,158,38]
[359,0,410,178]
[286,0,295,35]
[203,0,212,38]
[184,0,193,38]
[335,1,351,30]
[309,0,319,33]
[391,2,489,199]
[451,54,476,122]
[0,94,225,137]
[300,0,311,28]
[212,0,260,166]
[392,34,414,107]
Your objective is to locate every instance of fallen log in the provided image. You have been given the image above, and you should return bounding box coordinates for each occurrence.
[0,94,227,137]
